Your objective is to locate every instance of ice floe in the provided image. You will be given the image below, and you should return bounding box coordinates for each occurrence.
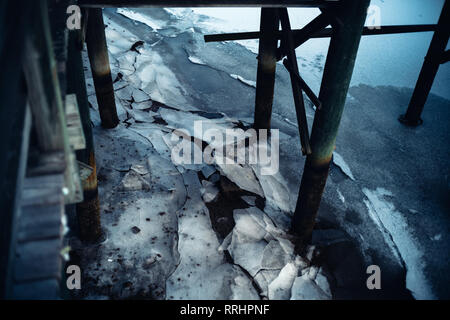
[333,152,355,181]
[362,187,434,300]
[230,74,257,88]
[117,8,166,31]
[188,56,207,65]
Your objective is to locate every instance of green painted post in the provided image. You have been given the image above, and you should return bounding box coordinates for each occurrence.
[254,8,279,131]
[292,0,370,249]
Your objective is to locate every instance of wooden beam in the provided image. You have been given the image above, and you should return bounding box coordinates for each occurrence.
[67,29,103,243]
[79,0,340,8]
[204,24,437,43]
[86,8,120,129]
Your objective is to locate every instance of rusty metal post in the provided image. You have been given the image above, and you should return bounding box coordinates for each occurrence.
[67,30,103,242]
[292,0,370,248]
[399,0,450,126]
[253,8,279,131]
[86,8,119,129]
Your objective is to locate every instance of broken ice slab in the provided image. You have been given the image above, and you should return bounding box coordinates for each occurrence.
[123,105,155,123]
[121,170,151,191]
[128,123,173,161]
[268,259,301,300]
[261,240,292,270]
[315,268,332,297]
[115,85,134,101]
[290,273,331,300]
[105,18,139,55]
[253,269,280,298]
[131,88,151,103]
[201,165,216,179]
[158,107,238,143]
[133,46,192,110]
[227,208,296,278]
[167,170,258,300]
[230,239,267,277]
[130,164,149,175]
[251,162,294,213]
[116,51,138,76]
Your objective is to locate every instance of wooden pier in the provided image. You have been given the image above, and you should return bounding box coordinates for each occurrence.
[0,0,448,299]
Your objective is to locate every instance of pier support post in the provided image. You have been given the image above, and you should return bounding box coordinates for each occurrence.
[292,0,370,249]
[399,0,450,126]
[254,8,279,131]
[67,30,102,242]
[86,8,119,129]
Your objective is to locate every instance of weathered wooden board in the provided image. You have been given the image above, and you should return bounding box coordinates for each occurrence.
[65,93,86,151]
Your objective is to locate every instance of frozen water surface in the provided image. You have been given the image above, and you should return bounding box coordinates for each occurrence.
[70,1,449,300]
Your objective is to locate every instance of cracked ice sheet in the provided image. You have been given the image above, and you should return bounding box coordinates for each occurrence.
[158,107,238,141]
[227,207,307,298]
[157,108,266,194]
[362,188,435,300]
[116,51,139,76]
[217,162,264,197]
[130,44,193,111]
[117,8,167,31]
[166,170,259,300]
[251,162,294,213]
[215,136,293,211]
[93,124,154,172]
[290,270,331,300]
[104,18,140,55]
[124,106,155,124]
[75,125,187,299]
[127,123,175,161]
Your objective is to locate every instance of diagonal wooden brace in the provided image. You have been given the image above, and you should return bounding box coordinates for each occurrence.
[283,58,322,110]
[279,8,312,155]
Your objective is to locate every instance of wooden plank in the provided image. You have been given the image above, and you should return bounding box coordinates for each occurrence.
[17,203,64,243]
[11,279,60,300]
[65,93,86,203]
[4,106,32,298]
[65,94,86,151]
[23,173,66,190]
[14,239,63,282]
[23,37,65,152]
[27,152,66,177]
[65,151,84,204]
[0,1,34,297]
[21,174,65,207]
